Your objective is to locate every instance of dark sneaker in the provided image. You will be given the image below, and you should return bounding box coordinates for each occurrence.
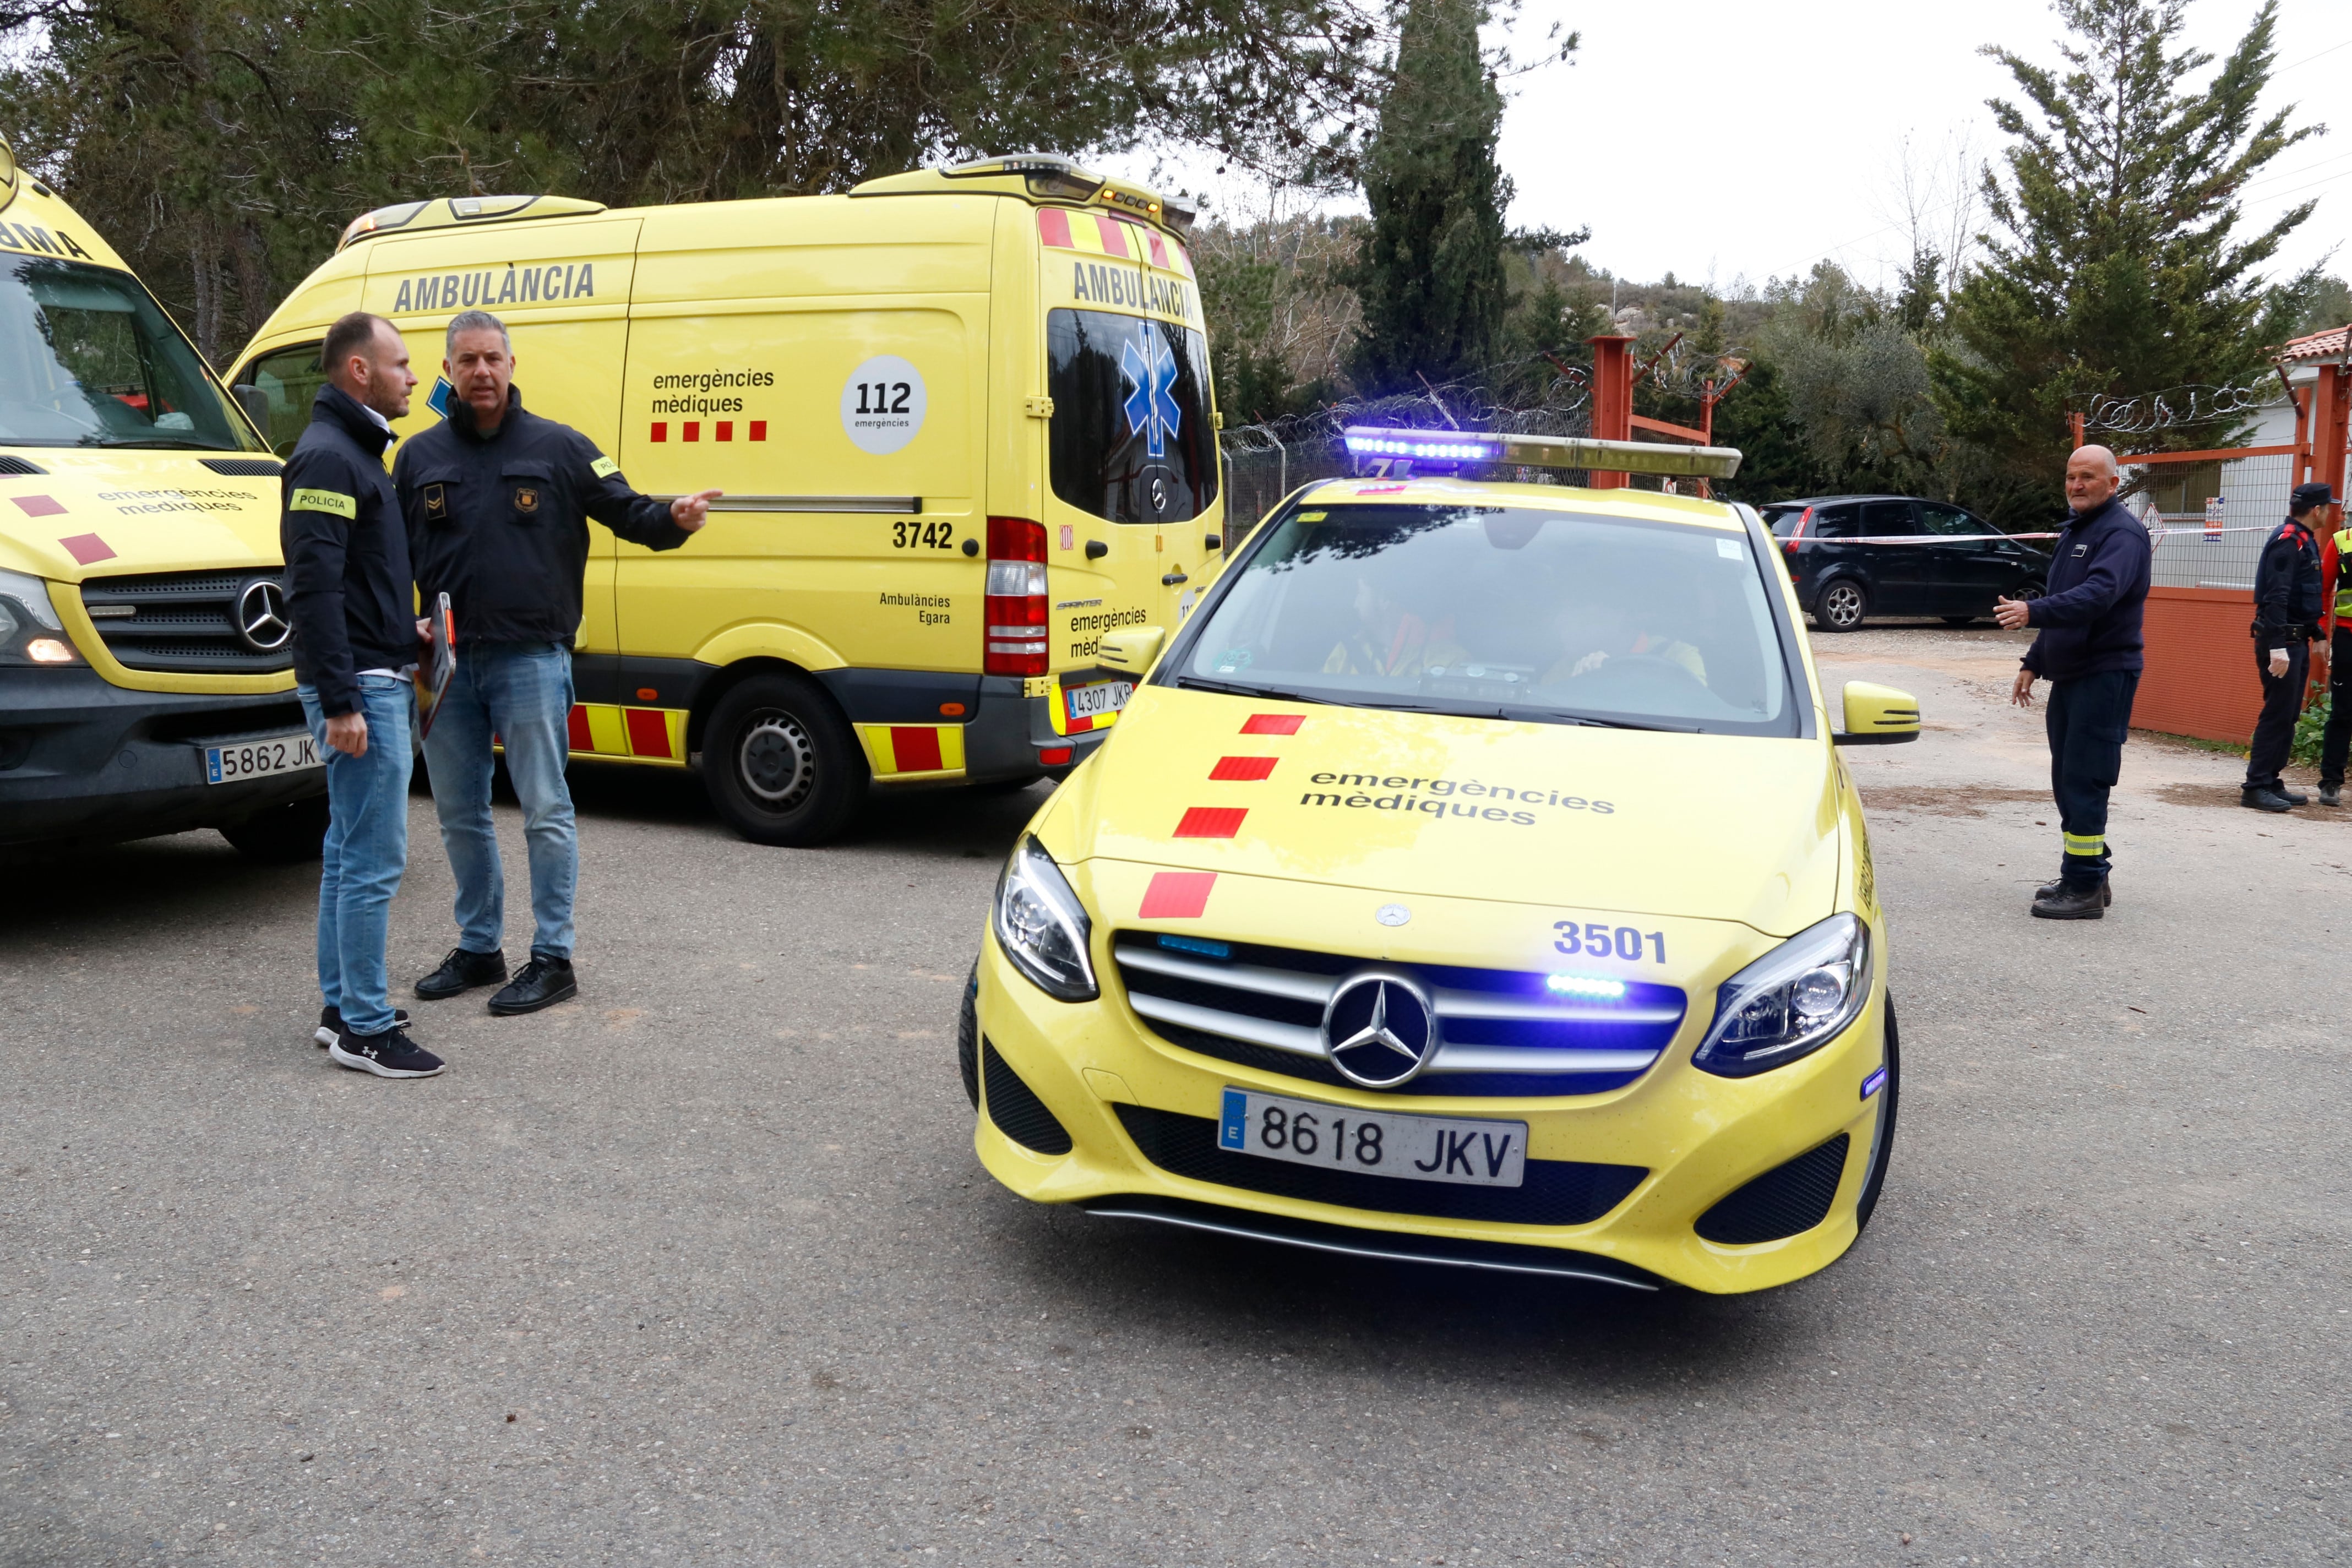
[2035,878,2112,907]
[2031,883,2107,919]
[327,1027,447,1079]
[315,1005,410,1048]
[416,946,507,1000]
[488,955,577,1016]
[2322,785,2343,807]
[2241,786,2295,813]
[2279,786,2311,806]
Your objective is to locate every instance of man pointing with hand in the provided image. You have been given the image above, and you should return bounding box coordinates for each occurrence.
[397,309,722,1015]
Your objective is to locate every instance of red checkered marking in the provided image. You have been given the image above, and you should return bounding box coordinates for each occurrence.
[57,532,114,564]
[1174,807,1246,840]
[1239,714,1304,736]
[890,726,945,773]
[566,704,592,750]
[624,707,673,759]
[13,495,67,519]
[1140,871,1216,919]
[1208,755,1277,781]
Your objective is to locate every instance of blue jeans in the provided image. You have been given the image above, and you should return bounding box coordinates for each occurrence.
[423,641,577,961]
[298,676,414,1036]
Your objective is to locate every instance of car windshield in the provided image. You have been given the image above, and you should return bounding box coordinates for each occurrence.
[0,255,259,450]
[1169,501,1799,737]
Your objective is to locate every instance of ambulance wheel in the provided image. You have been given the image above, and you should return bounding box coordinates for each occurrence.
[957,961,981,1108]
[1854,998,1899,1235]
[1814,579,1869,632]
[219,794,329,863]
[703,673,867,846]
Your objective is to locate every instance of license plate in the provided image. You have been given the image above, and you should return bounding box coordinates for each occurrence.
[1217,1087,1527,1188]
[204,732,321,783]
[1066,679,1133,722]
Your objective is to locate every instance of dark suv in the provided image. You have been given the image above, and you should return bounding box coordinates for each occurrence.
[1761,496,2050,632]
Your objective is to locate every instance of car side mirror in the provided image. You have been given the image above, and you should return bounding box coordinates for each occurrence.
[231,384,271,444]
[1835,682,1921,745]
[1097,627,1166,676]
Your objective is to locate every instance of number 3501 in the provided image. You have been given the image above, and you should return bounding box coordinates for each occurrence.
[1554,921,1664,963]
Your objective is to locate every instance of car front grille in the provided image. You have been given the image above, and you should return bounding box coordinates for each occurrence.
[1114,1105,1647,1226]
[78,570,293,674]
[1111,932,1687,1097]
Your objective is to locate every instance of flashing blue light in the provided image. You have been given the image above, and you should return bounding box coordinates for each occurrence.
[1158,934,1231,960]
[1343,432,1498,463]
[1861,1064,1888,1100]
[1545,973,1627,1000]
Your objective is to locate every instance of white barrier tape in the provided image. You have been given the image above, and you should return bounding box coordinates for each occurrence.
[1789,533,2060,546]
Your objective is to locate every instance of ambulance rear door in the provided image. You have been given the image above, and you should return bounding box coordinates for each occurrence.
[1030,208,1219,737]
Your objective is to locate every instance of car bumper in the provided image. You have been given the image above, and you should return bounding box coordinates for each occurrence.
[972,927,1891,1295]
[0,669,324,848]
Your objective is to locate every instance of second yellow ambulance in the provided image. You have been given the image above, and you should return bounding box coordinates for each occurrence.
[235,155,1224,844]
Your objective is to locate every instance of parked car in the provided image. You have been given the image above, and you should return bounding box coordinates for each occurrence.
[1761,496,2050,632]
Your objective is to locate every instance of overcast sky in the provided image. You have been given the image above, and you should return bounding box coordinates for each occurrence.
[1111,0,2346,297]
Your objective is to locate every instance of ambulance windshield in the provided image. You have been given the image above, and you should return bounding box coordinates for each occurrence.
[0,256,258,450]
[1167,502,1800,737]
[1047,309,1218,525]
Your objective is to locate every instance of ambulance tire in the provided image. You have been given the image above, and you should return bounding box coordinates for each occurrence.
[957,961,981,1109]
[1854,997,1899,1235]
[702,674,868,846]
[219,794,329,863]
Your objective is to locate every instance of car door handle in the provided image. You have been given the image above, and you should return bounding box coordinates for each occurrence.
[1162,571,1189,586]
[1085,540,1109,560]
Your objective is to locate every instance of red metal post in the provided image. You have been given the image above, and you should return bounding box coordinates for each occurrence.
[2315,364,2351,529]
[2070,412,2086,451]
[1587,335,1634,489]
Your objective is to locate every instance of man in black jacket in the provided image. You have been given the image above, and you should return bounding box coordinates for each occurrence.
[2241,487,2326,812]
[282,311,443,1077]
[397,309,720,1015]
[1994,445,2154,920]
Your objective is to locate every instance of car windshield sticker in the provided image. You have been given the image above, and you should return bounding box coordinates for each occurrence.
[840,355,927,456]
[1120,320,1182,461]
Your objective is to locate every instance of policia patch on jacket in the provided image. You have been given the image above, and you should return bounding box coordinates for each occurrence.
[288,488,356,519]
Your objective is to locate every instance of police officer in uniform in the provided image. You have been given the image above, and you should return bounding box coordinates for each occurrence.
[2305,484,2352,805]
[2243,482,2326,812]
[398,309,721,1015]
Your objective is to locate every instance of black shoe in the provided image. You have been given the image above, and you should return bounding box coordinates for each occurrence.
[416,946,507,1000]
[328,1027,447,1079]
[316,1005,410,1048]
[2035,877,2112,907]
[2241,786,2294,813]
[2031,882,2107,919]
[2279,786,2311,806]
[488,955,577,1016]
[2322,785,2342,807]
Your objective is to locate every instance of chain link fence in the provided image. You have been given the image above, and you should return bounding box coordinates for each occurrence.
[2122,450,2295,591]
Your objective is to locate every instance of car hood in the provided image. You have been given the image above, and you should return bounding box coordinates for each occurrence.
[0,449,283,581]
[1047,685,1842,937]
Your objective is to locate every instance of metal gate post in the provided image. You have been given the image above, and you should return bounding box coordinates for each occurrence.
[1587,334,1635,489]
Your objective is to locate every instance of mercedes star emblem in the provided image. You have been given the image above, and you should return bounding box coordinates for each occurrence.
[1321,971,1439,1089]
[234,578,292,653]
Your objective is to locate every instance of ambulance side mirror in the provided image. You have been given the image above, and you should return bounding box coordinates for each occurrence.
[1835,682,1921,745]
[1098,627,1166,676]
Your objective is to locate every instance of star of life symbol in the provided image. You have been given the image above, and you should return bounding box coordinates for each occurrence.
[1121,320,1182,460]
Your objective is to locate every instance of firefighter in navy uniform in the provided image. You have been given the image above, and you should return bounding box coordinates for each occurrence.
[2243,483,2328,812]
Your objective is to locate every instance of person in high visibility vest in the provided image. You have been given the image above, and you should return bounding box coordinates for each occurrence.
[2307,483,2352,806]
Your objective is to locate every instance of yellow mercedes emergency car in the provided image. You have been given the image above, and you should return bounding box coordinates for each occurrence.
[0,135,331,859]
[233,154,1220,844]
[963,451,1921,1294]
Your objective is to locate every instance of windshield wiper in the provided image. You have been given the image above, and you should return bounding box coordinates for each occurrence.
[1174,676,1330,704]
[1556,712,1700,733]
[89,438,238,451]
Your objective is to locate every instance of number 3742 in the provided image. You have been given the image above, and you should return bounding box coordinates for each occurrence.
[1553,921,1665,963]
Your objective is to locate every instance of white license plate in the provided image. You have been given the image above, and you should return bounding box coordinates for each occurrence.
[1066,679,1133,722]
[1217,1087,1527,1188]
[204,732,321,783]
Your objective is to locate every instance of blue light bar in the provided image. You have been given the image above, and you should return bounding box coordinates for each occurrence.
[1343,429,1499,464]
[1545,973,1627,1000]
[1158,934,1231,960]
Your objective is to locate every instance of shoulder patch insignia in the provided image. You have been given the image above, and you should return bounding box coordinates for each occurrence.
[515,486,540,514]
[424,483,447,519]
[590,455,621,480]
[289,488,356,519]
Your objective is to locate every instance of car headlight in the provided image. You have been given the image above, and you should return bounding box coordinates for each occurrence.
[992,834,1098,1001]
[1691,913,1872,1077]
[0,569,78,665]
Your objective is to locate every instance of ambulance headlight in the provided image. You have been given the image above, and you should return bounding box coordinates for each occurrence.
[0,569,78,666]
[993,835,1098,1001]
[1692,914,1871,1077]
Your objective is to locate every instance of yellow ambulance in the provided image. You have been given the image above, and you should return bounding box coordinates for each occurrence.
[0,134,333,860]
[233,154,1224,844]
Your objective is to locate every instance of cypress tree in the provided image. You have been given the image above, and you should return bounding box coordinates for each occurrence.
[1933,0,2317,477]
[1351,0,1511,395]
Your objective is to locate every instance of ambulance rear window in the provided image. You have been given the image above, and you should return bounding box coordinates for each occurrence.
[1046,309,1218,525]
[0,256,259,450]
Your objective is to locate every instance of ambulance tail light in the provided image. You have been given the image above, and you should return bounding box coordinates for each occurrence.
[986,516,1050,676]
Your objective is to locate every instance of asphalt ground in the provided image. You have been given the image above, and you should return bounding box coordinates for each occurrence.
[4,622,2348,1567]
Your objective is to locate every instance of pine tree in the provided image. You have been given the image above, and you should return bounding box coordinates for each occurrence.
[1349,0,1511,395]
[1934,0,2316,479]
